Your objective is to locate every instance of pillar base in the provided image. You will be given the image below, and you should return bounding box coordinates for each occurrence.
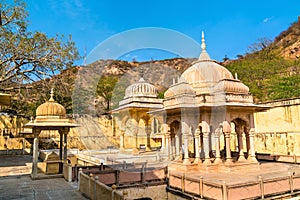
[175,155,181,160]
[247,156,258,163]
[119,147,125,152]
[213,157,222,164]
[225,158,233,164]
[146,147,151,151]
[132,148,139,155]
[193,157,201,164]
[182,158,191,165]
[238,155,247,162]
[203,158,211,165]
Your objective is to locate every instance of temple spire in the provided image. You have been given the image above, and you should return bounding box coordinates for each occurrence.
[198,31,211,61]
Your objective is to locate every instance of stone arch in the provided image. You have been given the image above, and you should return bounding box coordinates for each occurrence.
[231,118,248,161]
[197,123,204,159]
[168,120,181,159]
[170,120,180,136]
[137,118,147,136]
[149,116,160,134]
[125,118,138,136]
[121,115,130,130]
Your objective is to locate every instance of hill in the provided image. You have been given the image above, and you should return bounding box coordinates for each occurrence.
[5,17,300,116]
[224,18,300,102]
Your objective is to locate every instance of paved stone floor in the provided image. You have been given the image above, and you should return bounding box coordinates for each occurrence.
[0,155,87,200]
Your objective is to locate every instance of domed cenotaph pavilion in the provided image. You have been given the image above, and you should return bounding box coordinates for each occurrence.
[112,32,268,169]
[25,89,78,179]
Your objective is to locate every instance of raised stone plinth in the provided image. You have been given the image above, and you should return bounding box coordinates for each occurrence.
[168,159,260,173]
[168,160,199,173]
[218,160,260,172]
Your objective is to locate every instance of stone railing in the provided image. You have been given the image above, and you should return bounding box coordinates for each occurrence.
[77,164,167,186]
[169,172,300,200]
[78,165,168,200]
[79,171,124,200]
[63,163,73,182]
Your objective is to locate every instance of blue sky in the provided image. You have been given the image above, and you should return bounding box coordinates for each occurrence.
[24,0,299,64]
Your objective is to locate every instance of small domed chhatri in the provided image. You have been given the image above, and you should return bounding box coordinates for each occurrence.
[117,77,163,109]
[124,77,157,99]
[36,89,66,119]
[24,88,78,179]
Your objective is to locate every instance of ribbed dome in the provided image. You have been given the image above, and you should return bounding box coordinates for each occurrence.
[181,32,234,94]
[164,80,195,99]
[124,78,157,99]
[181,61,234,84]
[214,79,250,94]
[36,89,66,118]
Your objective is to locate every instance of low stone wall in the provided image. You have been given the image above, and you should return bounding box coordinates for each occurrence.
[0,148,31,155]
[78,164,168,200]
[257,153,300,164]
[79,170,168,200]
[79,172,124,200]
[0,137,30,152]
[119,185,167,200]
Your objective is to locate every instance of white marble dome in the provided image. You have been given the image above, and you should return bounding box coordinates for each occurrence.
[214,79,250,94]
[180,32,235,95]
[181,60,234,84]
[164,80,195,99]
[124,78,157,99]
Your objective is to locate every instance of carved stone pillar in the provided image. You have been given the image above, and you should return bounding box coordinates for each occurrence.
[161,133,166,153]
[194,128,201,164]
[202,121,211,165]
[160,124,169,155]
[236,126,246,161]
[120,130,125,151]
[248,128,258,163]
[214,128,222,164]
[245,128,250,158]
[166,132,172,160]
[31,127,41,179]
[63,132,68,162]
[175,134,180,160]
[59,131,63,161]
[132,132,139,155]
[223,121,233,164]
[145,124,151,151]
[182,132,190,165]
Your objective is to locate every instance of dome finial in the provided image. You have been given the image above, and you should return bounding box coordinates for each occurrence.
[201,31,206,51]
[49,88,55,102]
[198,31,211,61]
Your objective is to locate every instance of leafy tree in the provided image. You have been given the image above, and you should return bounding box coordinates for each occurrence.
[96,76,118,112]
[0,0,79,89]
[226,38,300,102]
[266,75,300,100]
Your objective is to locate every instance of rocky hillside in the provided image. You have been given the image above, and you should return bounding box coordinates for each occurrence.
[5,17,300,115]
[273,17,300,59]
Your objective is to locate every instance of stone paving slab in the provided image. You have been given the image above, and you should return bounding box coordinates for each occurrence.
[0,155,87,200]
[0,175,87,200]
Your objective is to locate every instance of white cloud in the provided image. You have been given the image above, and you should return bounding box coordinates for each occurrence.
[263,17,273,23]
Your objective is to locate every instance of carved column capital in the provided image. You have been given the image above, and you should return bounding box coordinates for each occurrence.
[222,121,231,133]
